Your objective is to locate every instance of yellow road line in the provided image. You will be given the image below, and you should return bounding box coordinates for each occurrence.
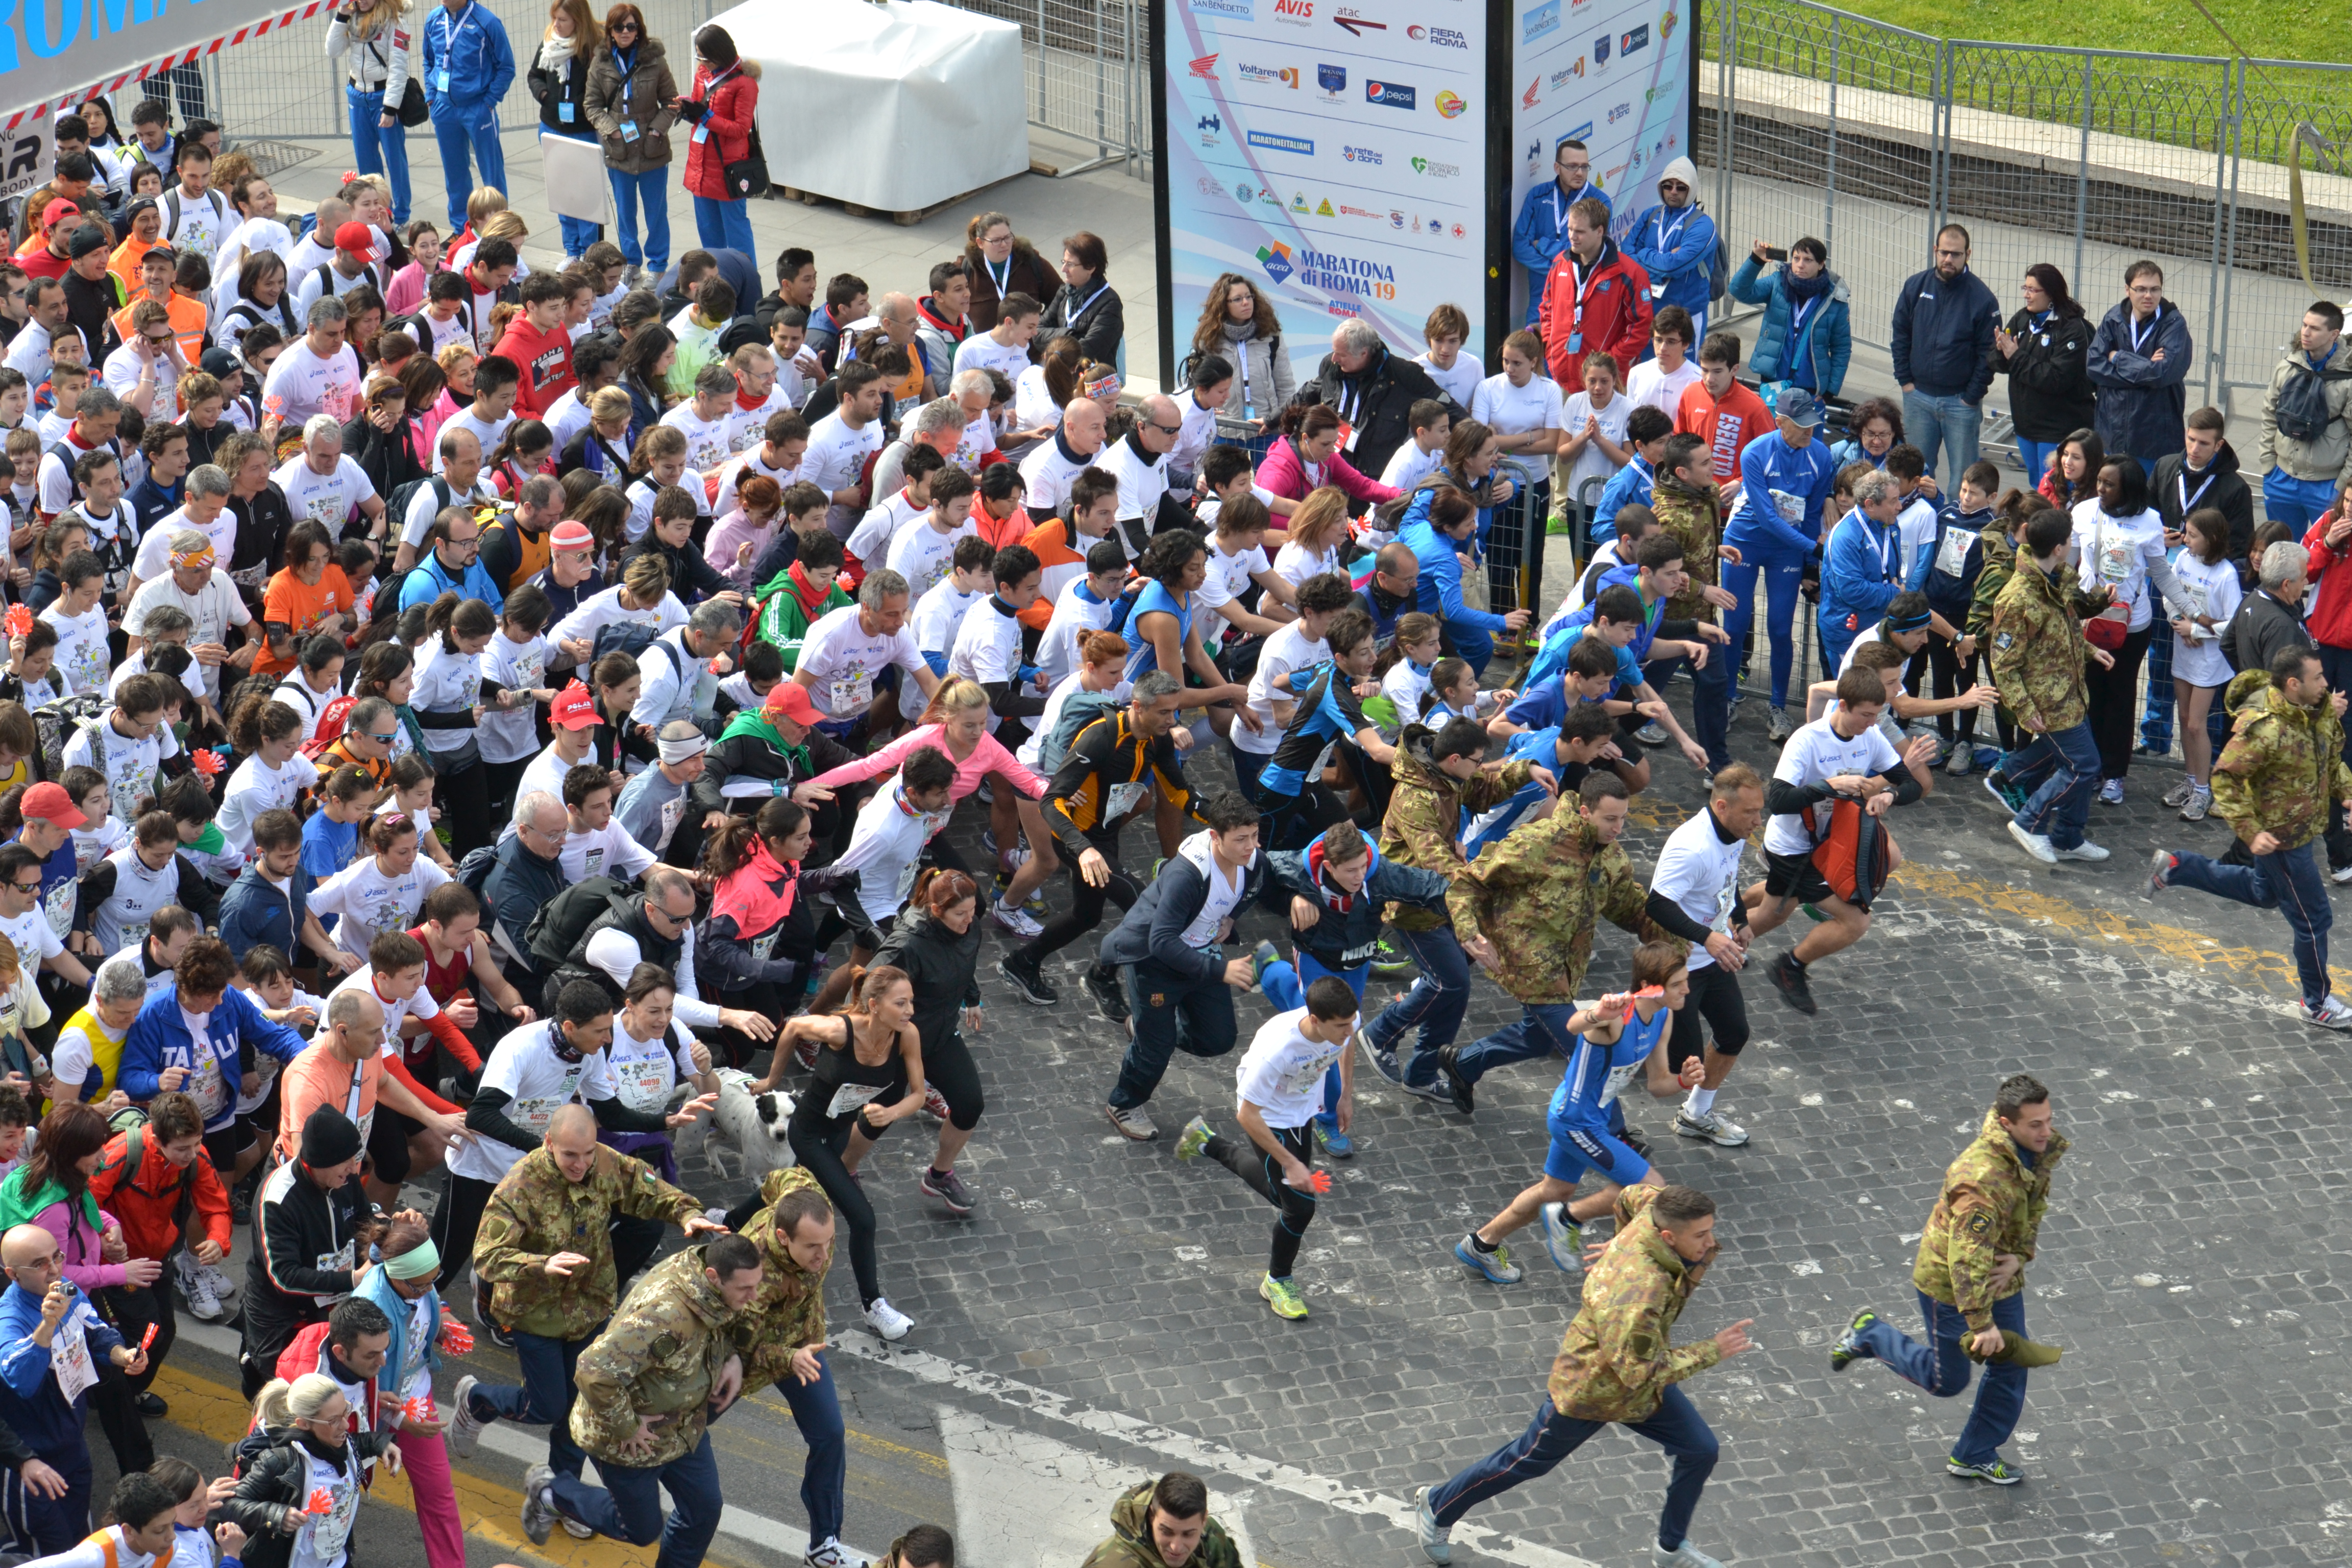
[152,1363,753,1568]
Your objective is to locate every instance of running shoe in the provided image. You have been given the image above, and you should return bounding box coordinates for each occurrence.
[1766,707,1793,743]
[176,1253,223,1321]
[2335,862,2352,886]
[198,1259,237,1302]
[1435,1044,1475,1114]
[2052,838,2110,862]
[1537,1202,1581,1272]
[920,1167,974,1214]
[921,1084,951,1122]
[2302,995,2352,1031]
[1107,1102,1159,1140]
[2161,778,2196,809]
[1829,1309,1877,1371]
[2146,849,2176,899]
[562,1520,596,1540]
[1944,744,1974,777]
[806,1540,870,1568]
[863,1297,915,1340]
[1983,770,2028,813]
[2006,820,2057,865]
[1251,938,1280,990]
[1453,1235,1523,1284]
[1174,1116,1214,1161]
[998,954,1059,1006]
[1084,964,1131,1024]
[1636,722,1668,745]
[2180,786,2211,821]
[521,1465,559,1546]
[1356,1027,1404,1086]
[1945,1455,2025,1485]
[1258,1273,1309,1320]
[1414,1487,1453,1566]
[2097,778,2124,805]
[989,899,1043,939]
[1674,1107,1749,1146]
[1311,1116,1354,1159]
[1651,1544,1727,1567]
[980,828,998,856]
[1619,1125,1652,1158]
[1370,936,1416,979]
[1768,952,1817,1015]
[448,1375,492,1456]
[976,778,995,804]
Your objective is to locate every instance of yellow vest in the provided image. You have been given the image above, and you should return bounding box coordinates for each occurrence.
[58,1004,128,1100]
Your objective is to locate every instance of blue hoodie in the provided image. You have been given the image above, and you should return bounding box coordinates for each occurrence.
[1722,429,1842,568]
[1621,192,1719,320]
[1818,506,1906,636]
[119,983,306,1133]
[1400,487,1508,638]
[1589,454,1654,544]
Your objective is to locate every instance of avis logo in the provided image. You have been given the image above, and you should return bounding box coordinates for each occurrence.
[1257,242,1295,284]
[1189,53,1219,78]
[1607,101,1631,122]
[1271,0,1312,23]
[1621,22,1649,52]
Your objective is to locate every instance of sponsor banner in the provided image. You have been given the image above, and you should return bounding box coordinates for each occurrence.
[1162,0,1486,390]
[1,0,330,131]
[1507,0,1692,324]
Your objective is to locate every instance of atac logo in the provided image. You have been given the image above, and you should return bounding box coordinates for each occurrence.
[1256,242,1295,284]
[1271,0,1313,24]
[1189,53,1219,78]
[1342,144,1383,165]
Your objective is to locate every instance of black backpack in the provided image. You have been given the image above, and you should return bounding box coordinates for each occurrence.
[384,475,453,539]
[591,620,667,664]
[2274,355,2352,444]
[522,875,633,970]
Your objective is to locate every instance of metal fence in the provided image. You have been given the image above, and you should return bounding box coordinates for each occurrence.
[181,0,1145,185]
[1697,0,2352,409]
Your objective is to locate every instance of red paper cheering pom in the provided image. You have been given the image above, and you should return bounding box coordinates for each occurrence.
[190,750,225,777]
[3,605,31,640]
[1306,1170,1332,1194]
[438,1321,474,1354]
[306,1488,335,1515]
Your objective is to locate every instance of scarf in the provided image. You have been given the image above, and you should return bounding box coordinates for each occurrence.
[718,700,808,772]
[785,559,830,615]
[1783,266,1832,305]
[710,837,796,938]
[734,388,766,411]
[1222,319,1257,345]
[536,33,577,68]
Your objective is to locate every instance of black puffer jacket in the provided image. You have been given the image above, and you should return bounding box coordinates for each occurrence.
[1994,306,2098,444]
[341,411,430,520]
[872,907,984,1057]
[224,1425,400,1568]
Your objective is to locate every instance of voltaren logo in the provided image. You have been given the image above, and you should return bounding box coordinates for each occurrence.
[1189,53,1219,78]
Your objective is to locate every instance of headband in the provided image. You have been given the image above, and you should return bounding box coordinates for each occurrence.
[171,543,214,570]
[658,731,710,765]
[382,1238,440,1280]
[1082,372,1121,401]
[1885,606,1932,634]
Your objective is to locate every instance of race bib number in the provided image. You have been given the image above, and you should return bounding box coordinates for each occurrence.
[1104,781,1147,820]
[617,1055,671,1113]
[42,879,71,938]
[1770,487,1805,523]
[826,1080,886,1118]
[1598,1059,1644,1108]
[189,1050,228,1118]
[828,673,873,714]
[656,796,685,850]
[50,1314,97,1404]
[1934,526,1972,578]
[1710,880,1738,934]
[512,1086,575,1132]
[750,927,781,961]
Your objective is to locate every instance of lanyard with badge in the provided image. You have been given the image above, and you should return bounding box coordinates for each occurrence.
[1648,209,1689,299]
[2128,311,2158,356]
[615,47,643,140]
[691,64,738,145]
[1565,253,1596,354]
[432,2,473,95]
[2177,468,2215,521]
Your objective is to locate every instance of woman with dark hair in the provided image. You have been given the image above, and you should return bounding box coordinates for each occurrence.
[871,867,989,1220]
[2040,427,2104,511]
[674,23,760,256]
[697,800,817,1064]
[1726,235,1852,398]
[1256,402,1401,510]
[583,2,679,288]
[616,321,675,432]
[1041,230,1123,369]
[1995,262,2097,487]
[1189,271,1292,428]
[962,211,1058,335]
[1828,396,1904,471]
[0,1101,146,1295]
[2074,454,2191,804]
[1395,423,1527,674]
[600,962,721,1280]
[343,374,429,506]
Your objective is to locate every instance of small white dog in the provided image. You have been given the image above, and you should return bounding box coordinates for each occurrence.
[704,1067,798,1181]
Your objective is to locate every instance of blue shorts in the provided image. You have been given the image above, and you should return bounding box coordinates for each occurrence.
[1542,1119,1650,1186]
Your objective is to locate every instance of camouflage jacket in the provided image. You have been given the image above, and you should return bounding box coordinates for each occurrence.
[1547,1185,1722,1422]
[1913,1107,2070,1333]
[1987,557,2092,734]
[473,1144,701,1342]
[570,1243,743,1466]
[1379,727,1535,933]
[1080,1483,1245,1568]
[2208,674,2352,851]
[1649,469,1724,624]
[1965,523,2017,641]
[730,1167,830,1389]
[1446,811,1674,1006]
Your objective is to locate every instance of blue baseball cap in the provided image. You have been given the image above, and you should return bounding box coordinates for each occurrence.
[1776,387,1824,428]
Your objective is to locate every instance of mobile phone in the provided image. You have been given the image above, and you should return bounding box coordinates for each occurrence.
[1763,247,1788,262]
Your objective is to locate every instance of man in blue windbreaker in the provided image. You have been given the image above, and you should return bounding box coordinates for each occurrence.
[1622,158,1720,347]
[421,0,517,230]
[1510,138,1611,329]
[1817,468,1909,673]
[1722,389,1842,741]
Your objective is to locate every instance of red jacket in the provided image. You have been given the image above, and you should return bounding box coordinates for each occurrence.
[86,1124,233,1262]
[2301,512,2352,648]
[680,60,760,202]
[491,316,576,417]
[1539,239,1653,387]
[274,1321,381,1433]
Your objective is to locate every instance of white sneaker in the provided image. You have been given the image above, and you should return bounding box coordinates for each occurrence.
[2302,994,2352,1030]
[863,1297,915,1340]
[561,1519,596,1539]
[1652,1544,1726,1568]
[198,1261,237,1301]
[806,1539,870,1568]
[989,899,1044,939]
[2053,838,2110,862]
[2007,820,2056,864]
[446,1374,490,1457]
[1674,1107,1750,1146]
[177,1255,224,1322]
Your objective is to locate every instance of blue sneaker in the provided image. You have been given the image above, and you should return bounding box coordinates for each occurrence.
[1355,1027,1404,1085]
[1453,1235,1523,1284]
[1311,1115,1355,1159]
[1982,770,2028,813]
[1829,1308,1877,1370]
[1538,1202,1582,1271]
[1252,939,1280,990]
[1946,1455,2025,1485]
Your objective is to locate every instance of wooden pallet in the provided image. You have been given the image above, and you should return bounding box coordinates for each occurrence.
[772,159,1059,226]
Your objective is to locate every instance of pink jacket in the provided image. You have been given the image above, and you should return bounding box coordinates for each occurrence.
[812,724,1046,803]
[1256,433,1400,508]
[30,1195,129,1292]
[384,261,428,320]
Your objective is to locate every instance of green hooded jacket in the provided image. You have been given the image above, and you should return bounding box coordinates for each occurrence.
[1080,1483,1244,1568]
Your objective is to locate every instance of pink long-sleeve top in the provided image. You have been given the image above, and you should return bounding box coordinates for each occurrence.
[1257,432,1401,507]
[811,724,1046,803]
[31,1195,129,1291]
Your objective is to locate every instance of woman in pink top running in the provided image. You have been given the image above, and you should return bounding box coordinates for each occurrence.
[811,678,1063,937]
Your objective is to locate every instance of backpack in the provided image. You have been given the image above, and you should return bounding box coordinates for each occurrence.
[1035,689,1124,776]
[456,843,499,898]
[96,1123,199,1246]
[522,874,632,969]
[1810,798,1896,911]
[384,476,453,540]
[2273,354,2352,445]
[591,619,666,664]
[1707,232,1730,302]
[33,692,111,782]
[299,695,357,760]
[161,188,228,244]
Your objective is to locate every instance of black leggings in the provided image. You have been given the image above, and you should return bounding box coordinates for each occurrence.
[1204,1122,1317,1278]
[925,1028,983,1134]
[434,751,496,860]
[610,1213,666,1286]
[482,756,530,833]
[1923,633,1980,744]
[786,1113,885,1306]
[709,981,789,1070]
[1666,961,1751,1068]
[433,1171,498,1293]
[1019,849,1140,967]
[2084,624,2153,780]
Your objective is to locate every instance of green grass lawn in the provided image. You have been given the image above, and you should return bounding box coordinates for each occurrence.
[1828,0,2337,65]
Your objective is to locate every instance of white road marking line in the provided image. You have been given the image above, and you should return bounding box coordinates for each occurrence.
[831,1331,1605,1568]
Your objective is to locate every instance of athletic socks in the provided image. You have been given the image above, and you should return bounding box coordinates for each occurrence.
[1685,1087,1717,1117]
[1467,1232,1498,1255]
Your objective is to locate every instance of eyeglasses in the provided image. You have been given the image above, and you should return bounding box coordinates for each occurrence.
[1935,247,1968,259]
[1148,421,1180,435]
[448,534,480,549]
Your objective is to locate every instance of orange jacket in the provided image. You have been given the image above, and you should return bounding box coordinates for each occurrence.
[86,1124,233,1261]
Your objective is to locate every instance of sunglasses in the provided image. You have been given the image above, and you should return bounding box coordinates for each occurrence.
[10,879,41,893]
[609,19,638,30]
[364,732,396,744]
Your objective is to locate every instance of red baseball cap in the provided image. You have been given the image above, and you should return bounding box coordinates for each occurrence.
[39,198,78,230]
[763,681,820,727]
[549,680,599,730]
[19,781,86,830]
[334,221,382,264]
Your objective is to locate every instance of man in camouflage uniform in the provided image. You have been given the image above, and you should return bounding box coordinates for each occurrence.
[1986,504,2115,863]
[519,1232,763,1565]
[1082,1472,1243,1568]
[1415,1185,1751,1568]
[729,1167,860,1568]
[1435,772,1675,1114]
[2151,644,2352,1028]
[447,1104,720,1490]
[1646,431,1739,773]
[1830,1073,2069,1486]
[1358,717,1526,1096]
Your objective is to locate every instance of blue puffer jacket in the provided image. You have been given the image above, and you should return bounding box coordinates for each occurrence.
[1726,256,1853,397]
[1399,483,1509,637]
[1258,843,1450,972]
[1817,506,1906,635]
